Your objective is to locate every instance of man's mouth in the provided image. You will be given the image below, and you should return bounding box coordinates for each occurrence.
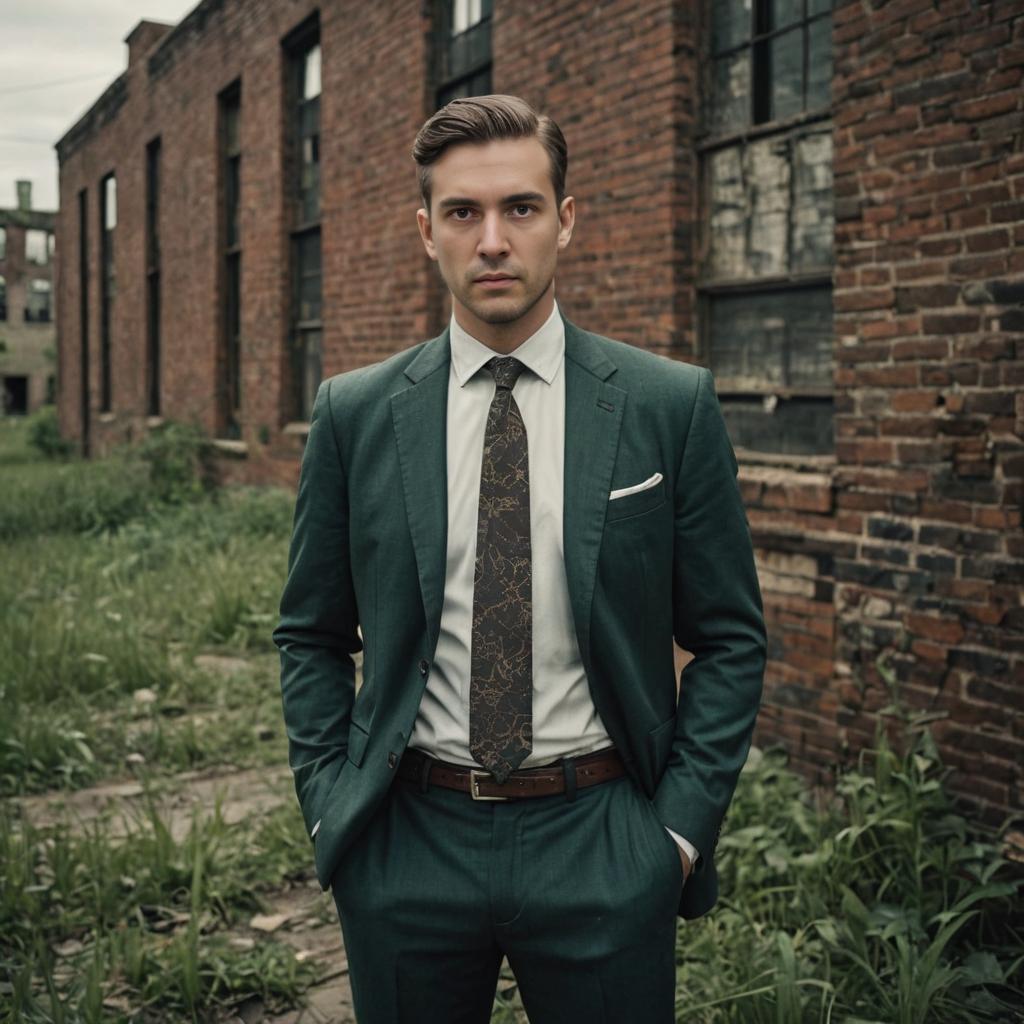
[475,274,517,288]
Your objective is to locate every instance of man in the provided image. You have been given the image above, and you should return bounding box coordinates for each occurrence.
[274,94,765,1023]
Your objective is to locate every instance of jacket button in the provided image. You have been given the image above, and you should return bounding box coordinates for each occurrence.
[418,659,429,676]
[387,752,398,769]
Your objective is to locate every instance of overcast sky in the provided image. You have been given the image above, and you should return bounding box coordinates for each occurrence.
[0,0,197,212]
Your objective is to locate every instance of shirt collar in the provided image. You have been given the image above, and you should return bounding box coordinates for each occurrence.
[449,300,564,388]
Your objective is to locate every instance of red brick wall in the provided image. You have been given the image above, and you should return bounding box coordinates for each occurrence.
[55,0,1024,824]
[826,0,1024,822]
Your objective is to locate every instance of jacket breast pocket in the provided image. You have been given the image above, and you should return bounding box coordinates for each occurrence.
[606,477,666,523]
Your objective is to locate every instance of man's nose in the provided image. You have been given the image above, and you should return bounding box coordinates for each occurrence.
[476,211,510,259]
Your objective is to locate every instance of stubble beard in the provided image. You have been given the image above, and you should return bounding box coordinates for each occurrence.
[455,271,552,326]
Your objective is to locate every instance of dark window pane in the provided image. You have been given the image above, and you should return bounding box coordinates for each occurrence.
[712,0,751,53]
[294,328,321,421]
[224,99,240,155]
[720,396,834,455]
[771,26,804,121]
[226,156,240,248]
[709,287,834,393]
[773,0,803,31]
[298,93,320,221]
[808,0,832,14]
[0,227,6,261]
[0,274,6,321]
[807,14,832,109]
[295,230,321,323]
[711,52,750,134]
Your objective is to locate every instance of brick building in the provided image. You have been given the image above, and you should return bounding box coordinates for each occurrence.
[55,0,1023,824]
[1,180,57,415]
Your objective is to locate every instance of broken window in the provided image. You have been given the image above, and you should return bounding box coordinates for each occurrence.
[218,84,242,438]
[285,18,322,422]
[25,278,52,323]
[100,173,116,412]
[434,0,492,108]
[146,136,162,418]
[700,0,835,456]
[26,229,53,266]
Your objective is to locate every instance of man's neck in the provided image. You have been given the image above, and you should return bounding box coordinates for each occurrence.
[452,288,556,355]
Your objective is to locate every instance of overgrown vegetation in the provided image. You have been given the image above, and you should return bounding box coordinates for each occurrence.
[2,417,1021,1021]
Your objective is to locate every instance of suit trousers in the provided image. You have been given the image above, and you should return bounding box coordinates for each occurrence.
[330,768,684,1024]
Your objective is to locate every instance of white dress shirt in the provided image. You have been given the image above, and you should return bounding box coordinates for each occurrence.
[407,300,698,868]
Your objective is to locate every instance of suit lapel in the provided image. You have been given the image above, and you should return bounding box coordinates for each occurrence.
[391,330,450,653]
[562,319,625,668]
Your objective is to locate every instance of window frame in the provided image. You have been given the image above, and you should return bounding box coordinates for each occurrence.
[433,0,493,108]
[697,0,835,458]
[283,16,323,425]
[99,172,116,413]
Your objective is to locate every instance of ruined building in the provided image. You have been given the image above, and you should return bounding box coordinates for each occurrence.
[55,0,1023,824]
[0,180,57,415]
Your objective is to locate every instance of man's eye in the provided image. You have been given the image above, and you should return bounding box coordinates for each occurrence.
[512,205,533,216]
[452,208,473,220]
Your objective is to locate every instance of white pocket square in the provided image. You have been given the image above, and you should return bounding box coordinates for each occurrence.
[609,472,663,500]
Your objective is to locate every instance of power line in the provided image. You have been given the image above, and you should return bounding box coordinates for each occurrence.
[0,71,112,96]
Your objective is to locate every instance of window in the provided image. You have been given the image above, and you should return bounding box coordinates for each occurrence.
[3,376,28,416]
[434,0,492,108]
[0,275,5,321]
[219,84,242,437]
[0,227,6,261]
[146,138,161,417]
[100,173,117,412]
[25,279,52,323]
[285,21,322,422]
[78,189,91,455]
[26,229,53,266]
[699,0,834,456]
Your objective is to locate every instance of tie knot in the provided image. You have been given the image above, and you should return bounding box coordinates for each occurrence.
[486,357,526,391]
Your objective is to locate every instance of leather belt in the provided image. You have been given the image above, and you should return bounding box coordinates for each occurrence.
[398,747,626,801]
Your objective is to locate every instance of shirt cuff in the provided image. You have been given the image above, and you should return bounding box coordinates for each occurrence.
[665,827,699,867]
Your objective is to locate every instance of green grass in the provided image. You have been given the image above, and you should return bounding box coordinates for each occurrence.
[1,798,319,1021]
[2,417,1022,1022]
[0,422,294,795]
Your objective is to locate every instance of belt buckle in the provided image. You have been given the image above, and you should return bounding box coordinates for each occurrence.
[470,769,508,801]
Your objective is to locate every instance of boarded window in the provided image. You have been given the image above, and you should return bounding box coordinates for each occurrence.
[700,0,835,457]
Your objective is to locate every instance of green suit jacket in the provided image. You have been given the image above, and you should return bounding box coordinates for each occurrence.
[274,316,766,920]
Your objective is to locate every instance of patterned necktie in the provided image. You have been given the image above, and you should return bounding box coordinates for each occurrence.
[469,356,532,783]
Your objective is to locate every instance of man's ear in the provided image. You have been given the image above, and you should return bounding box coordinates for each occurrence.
[416,207,438,261]
[557,195,575,252]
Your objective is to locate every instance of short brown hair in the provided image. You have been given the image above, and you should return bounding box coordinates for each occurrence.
[412,94,568,212]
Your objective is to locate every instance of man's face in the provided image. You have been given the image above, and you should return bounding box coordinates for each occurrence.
[416,137,574,344]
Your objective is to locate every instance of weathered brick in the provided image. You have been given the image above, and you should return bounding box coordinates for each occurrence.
[47,0,1023,829]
